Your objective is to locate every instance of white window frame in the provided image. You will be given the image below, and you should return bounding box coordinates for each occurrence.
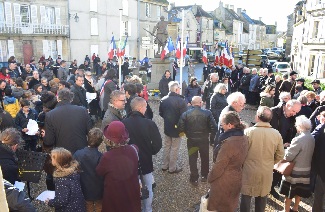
[122,0,128,16]
[4,2,12,26]
[145,3,151,18]
[20,4,30,24]
[157,5,161,19]
[0,3,5,27]
[30,5,38,24]
[91,18,98,35]
[90,0,97,12]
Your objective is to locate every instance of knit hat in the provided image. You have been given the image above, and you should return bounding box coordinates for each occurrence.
[103,121,129,144]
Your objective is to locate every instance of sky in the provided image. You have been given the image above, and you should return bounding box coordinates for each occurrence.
[173,0,299,31]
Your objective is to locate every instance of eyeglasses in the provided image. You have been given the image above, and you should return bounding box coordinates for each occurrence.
[116,99,126,102]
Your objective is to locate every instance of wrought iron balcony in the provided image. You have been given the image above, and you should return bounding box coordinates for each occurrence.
[0,23,69,36]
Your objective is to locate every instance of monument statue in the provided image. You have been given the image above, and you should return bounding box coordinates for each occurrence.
[152,16,170,56]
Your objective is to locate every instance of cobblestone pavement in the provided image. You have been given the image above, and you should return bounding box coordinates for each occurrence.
[32,100,313,211]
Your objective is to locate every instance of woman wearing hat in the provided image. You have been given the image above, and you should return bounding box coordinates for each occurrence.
[96,121,141,212]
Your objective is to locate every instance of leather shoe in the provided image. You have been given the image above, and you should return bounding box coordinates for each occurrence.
[168,168,183,174]
[201,176,207,183]
[161,168,167,171]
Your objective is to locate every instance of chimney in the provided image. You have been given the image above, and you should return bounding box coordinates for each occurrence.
[259,17,262,21]
[229,5,234,10]
[225,4,229,9]
[237,8,242,15]
[219,1,223,8]
[242,9,246,13]
[275,21,277,26]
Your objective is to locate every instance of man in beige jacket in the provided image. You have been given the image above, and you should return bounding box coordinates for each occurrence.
[240,106,285,212]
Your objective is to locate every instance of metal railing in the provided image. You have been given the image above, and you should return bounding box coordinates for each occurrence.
[0,23,69,36]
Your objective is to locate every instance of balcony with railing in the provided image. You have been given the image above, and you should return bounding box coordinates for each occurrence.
[0,23,69,36]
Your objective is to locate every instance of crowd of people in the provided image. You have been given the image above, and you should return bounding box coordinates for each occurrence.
[0,53,325,212]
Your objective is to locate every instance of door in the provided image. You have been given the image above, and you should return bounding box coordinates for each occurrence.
[23,41,33,65]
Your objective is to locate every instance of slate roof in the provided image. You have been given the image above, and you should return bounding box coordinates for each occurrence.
[225,8,240,20]
[173,5,213,18]
[252,19,265,25]
[145,0,169,5]
[241,12,255,24]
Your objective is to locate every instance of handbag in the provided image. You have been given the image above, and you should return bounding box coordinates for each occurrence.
[130,145,149,200]
[274,159,295,176]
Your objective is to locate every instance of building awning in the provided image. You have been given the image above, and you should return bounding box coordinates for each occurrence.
[189,47,203,50]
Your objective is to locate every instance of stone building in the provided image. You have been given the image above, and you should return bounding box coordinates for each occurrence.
[0,0,69,65]
[291,0,325,78]
[286,13,295,58]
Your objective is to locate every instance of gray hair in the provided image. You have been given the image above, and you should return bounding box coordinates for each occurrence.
[256,106,273,122]
[210,73,219,79]
[279,92,291,101]
[275,75,282,81]
[295,115,312,132]
[227,92,245,105]
[130,97,146,112]
[110,90,125,104]
[41,77,48,82]
[57,88,74,102]
[252,68,257,73]
[168,81,179,92]
[84,71,92,76]
[214,83,227,93]
[286,99,301,107]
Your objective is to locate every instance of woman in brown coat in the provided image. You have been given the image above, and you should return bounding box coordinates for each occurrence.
[207,111,249,211]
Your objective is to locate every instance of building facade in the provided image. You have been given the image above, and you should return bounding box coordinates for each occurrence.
[0,0,69,65]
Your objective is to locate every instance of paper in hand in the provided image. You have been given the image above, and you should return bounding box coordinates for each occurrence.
[26,119,39,135]
[36,190,55,202]
[14,181,25,192]
[86,92,97,104]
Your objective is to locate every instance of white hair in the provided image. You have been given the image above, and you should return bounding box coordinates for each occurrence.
[286,99,301,107]
[275,75,282,80]
[279,92,291,101]
[227,92,245,105]
[214,83,227,93]
[295,115,312,132]
[168,81,179,92]
[210,73,219,79]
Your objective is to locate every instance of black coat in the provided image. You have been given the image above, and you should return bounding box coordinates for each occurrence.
[279,80,296,97]
[210,92,228,122]
[310,105,325,130]
[270,104,296,143]
[239,73,251,90]
[123,111,162,175]
[4,180,36,211]
[0,109,14,131]
[159,92,187,137]
[28,78,41,90]
[0,144,18,184]
[185,85,201,104]
[70,84,88,109]
[178,106,217,140]
[158,76,172,98]
[14,109,38,141]
[311,123,325,182]
[44,101,92,154]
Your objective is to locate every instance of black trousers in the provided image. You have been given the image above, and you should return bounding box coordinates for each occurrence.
[187,139,209,181]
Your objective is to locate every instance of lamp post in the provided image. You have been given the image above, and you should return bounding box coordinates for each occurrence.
[119,9,123,89]
[180,9,185,93]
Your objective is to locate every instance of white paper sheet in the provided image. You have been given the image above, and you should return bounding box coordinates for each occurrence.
[86,92,97,104]
[36,190,55,202]
[14,181,25,192]
[26,119,38,135]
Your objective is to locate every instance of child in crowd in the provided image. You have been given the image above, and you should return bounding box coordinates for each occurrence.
[3,88,20,118]
[46,148,86,212]
[14,99,38,151]
[74,128,103,212]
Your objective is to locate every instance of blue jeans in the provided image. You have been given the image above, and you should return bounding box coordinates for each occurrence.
[141,173,153,212]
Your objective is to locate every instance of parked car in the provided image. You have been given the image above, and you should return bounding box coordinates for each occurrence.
[268,59,277,66]
[198,52,215,63]
[266,51,280,59]
[258,55,268,62]
[272,62,291,73]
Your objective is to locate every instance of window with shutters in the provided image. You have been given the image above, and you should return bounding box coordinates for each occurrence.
[42,40,57,59]
[313,21,319,38]
[122,0,128,16]
[91,18,98,35]
[12,3,20,25]
[30,5,38,24]
[0,40,9,62]
[4,2,12,26]
[20,5,30,24]
[145,3,151,18]
[45,7,55,24]
[90,0,97,12]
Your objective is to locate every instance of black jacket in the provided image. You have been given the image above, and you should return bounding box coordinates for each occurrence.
[311,123,325,182]
[270,104,296,143]
[73,147,103,201]
[4,180,36,211]
[159,92,187,137]
[70,84,88,109]
[123,111,162,175]
[310,105,325,131]
[14,109,38,141]
[185,85,201,104]
[178,106,217,140]
[210,92,228,122]
[239,73,251,90]
[279,80,296,97]
[28,78,41,90]
[0,109,14,131]
[0,144,18,184]
[158,76,172,98]
[44,101,92,154]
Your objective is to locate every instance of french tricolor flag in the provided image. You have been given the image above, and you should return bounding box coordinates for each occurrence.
[161,37,175,60]
[202,45,208,64]
[175,36,181,59]
[183,36,188,56]
[107,36,116,59]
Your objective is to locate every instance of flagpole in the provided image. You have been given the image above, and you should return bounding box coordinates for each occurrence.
[180,9,185,93]
[119,8,123,89]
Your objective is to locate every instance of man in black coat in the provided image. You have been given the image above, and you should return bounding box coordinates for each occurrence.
[159,81,187,173]
[158,70,172,98]
[123,97,162,211]
[239,67,251,101]
[279,71,297,97]
[121,57,130,81]
[28,70,41,90]
[202,73,219,110]
[44,88,92,154]
[178,96,217,185]
[70,74,88,109]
